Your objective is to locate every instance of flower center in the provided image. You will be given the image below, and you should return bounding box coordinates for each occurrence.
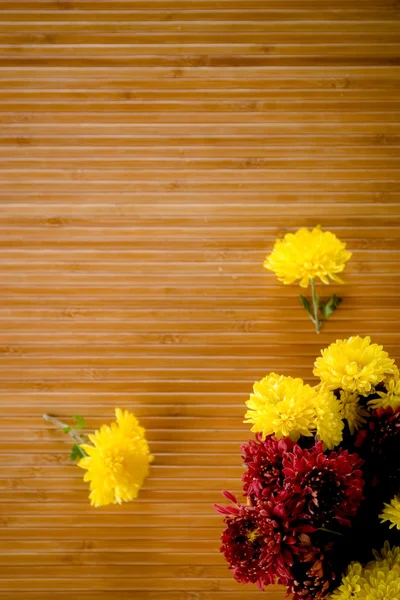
[247,529,259,543]
[345,362,361,378]
[303,467,343,523]
[104,449,125,474]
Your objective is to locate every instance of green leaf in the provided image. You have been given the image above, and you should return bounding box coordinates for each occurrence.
[299,294,313,318]
[62,426,71,434]
[73,415,86,430]
[321,294,342,320]
[70,442,83,462]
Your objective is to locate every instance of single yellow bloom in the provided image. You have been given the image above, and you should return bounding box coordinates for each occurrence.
[338,390,369,435]
[368,376,400,412]
[314,336,396,396]
[380,496,400,531]
[244,373,317,442]
[328,562,364,599]
[314,387,344,450]
[78,408,153,508]
[264,226,351,288]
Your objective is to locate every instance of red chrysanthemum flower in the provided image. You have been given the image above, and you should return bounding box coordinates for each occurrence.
[355,405,400,489]
[214,490,315,589]
[284,534,339,600]
[241,434,295,500]
[282,441,364,528]
[215,492,271,588]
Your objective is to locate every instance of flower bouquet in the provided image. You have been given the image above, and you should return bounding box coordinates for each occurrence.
[215,336,400,599]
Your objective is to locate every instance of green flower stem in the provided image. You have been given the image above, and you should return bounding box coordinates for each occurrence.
[310,277,321,334]
[319,527,345,537]
[43,413,88,458]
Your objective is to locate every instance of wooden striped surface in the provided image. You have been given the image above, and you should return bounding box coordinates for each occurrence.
[1,1,400,598]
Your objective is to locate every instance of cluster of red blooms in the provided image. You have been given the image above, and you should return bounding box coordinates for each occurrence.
[215,404,400,599]
[215,435,366,599]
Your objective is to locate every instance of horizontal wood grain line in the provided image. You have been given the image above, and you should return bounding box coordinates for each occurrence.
[0,254,396,264]
[0,341,392,355]
[0,478,242,490]
[1,7,399,16]
[2,170,400,182]
[0,553,223,566]
[0,488,235,503]
[0,454,248,467]
[3,105,400,117]
[0,380,360,390]
[0,287,399,298]
[2,33,400,45]
[3,123,400,132]
[0,376,395,389]
[3,137,400,147]
[1,221,400,231]
[0,276,395,287]
[2,89,400,101]
[1,192,399,201]
[0,594,271,600]
[1,182,398,193]
[2,296,396,309]
[0,593,274,600]
[3,147,400,159]
[3,0,399,9]
[0,565,231,579]
[0,366,365,378]
[2,21,400,36]
[2,65,399,75]
[0,346,394,363]
[1,202,399,215]
[1,213,399,226]
[2,45,400,58]
[0,225,399,236]
[0,579,253,592]
[0,319,398,334]
[2,158,400,170]
[0,285,399,295]
[0,582,253,593]
[0,512,225,525]
[0,307,396,319]
[2,77,400,89]
[2,57,400,67]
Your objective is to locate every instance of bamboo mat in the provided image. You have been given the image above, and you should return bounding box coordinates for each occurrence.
[0,1,400,598]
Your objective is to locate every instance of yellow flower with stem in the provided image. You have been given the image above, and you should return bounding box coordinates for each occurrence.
[244,373,343,449]
[314,336,396,396]
[43,409,153,508]
[264,226,351,333]
[380,496,400,530]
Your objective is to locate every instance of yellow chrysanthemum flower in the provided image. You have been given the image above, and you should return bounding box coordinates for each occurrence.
[368,377,400,412]
[244,373,316,442]
[372,541,400,568]
[314,387,344,449]
[380,496,400,530]
[328,562,364,600]
[264,226,352,288]
[78,408,153,508]
[361,564,400,600]
[329,543,400,600]
[338,390,369,435]
[314,336,396,396]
